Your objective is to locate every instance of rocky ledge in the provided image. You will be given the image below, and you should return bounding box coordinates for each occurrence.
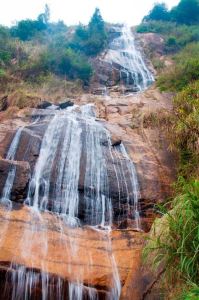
[0,205,145,299]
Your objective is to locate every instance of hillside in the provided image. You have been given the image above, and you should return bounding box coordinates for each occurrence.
[134,1,199,299]
[0,1,198,300]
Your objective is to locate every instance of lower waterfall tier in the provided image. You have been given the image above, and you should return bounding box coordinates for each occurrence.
[0,205,145,299]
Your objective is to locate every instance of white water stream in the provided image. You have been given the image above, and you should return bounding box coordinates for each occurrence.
[1,127,23,205]
[104,24,154,91]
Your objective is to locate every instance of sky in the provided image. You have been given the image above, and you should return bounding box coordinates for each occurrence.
[1,0,180,27]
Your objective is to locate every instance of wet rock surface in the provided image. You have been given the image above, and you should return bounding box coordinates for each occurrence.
[0,91,176,299]
[0,206,145,299]
[0,159,30,202]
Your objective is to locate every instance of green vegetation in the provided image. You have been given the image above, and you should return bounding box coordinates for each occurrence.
[170,0,199,25]
[0,5,108,90]
[137,0,199,54]
[180,287,199,300]
[139,1,199,298]
[70,8,108,56]
[10,4,50,41]
[172,80,199,178]
[144,179,199,296]
[144,179,199,280]
[137,21,199,53]
[143,3,170,22]
[157,43,199,91]
[142,0,199,25]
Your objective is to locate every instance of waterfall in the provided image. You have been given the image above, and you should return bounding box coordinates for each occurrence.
[119,144,141,229]
[105,24,154,91]
[0,127,23,205]
[1,103,141,300]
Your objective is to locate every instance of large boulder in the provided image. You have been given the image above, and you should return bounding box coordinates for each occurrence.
[58,100,74,109]
[37,101,52,109]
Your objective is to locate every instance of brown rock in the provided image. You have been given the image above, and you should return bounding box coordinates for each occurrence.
[0,206,145,298]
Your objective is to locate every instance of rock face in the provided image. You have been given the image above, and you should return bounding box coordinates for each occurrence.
[0,206,145,299]
[80,85,176,231]
[0,95,8,111]
[0,159,30,202]
[0,108,142,227]
[0,91,176,298]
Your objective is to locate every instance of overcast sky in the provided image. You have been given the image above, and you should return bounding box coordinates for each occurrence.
[1,0,180,27]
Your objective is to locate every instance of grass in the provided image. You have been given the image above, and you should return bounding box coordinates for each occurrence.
[143,179,199,298]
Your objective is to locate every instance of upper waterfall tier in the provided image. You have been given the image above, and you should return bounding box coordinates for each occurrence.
[91,24,154,93]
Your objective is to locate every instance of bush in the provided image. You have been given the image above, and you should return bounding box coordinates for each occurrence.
[0,68,6,77]
[172,81,199,177]
[144,179,199,284]
[165,36,179,52]
[137,21,199,53]
[157,43,199,91]
[180,286,199,300]
[0,26,13,66]
[11,19,47,41]
[20,46,92,84]
[10,5,50,41]
[137,20,174,34]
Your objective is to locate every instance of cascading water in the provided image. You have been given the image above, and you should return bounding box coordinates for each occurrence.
[0,103,141,299]
[104,24,154,91]
[0,127,23,205]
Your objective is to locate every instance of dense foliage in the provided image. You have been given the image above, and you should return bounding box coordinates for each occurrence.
[70,8,108,56]
[10,4,50,41]
[172,80,199,177]
[157,43,199,91]
[144,179,199,286]
[0,6,108,85]
[143,3,170,22]
[142,0,199,25]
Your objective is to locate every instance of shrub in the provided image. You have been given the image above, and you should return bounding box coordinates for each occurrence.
[157,43,199,91]
[20,46,92,84]
[137,20,174,34]
[180,286,199,300]
[10,19,47,41]
[172,80,199,177]
[144,179,199,284]
[10,5,50,41]
[165,36,179,52]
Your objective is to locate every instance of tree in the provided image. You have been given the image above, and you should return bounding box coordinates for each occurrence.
[38,4,50,25]
[143,2,170,21]
[71,8,107,56]
[10,4,50,41]
[171,0,199,25]
[10,19,46,40]
[88,8,106,35]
